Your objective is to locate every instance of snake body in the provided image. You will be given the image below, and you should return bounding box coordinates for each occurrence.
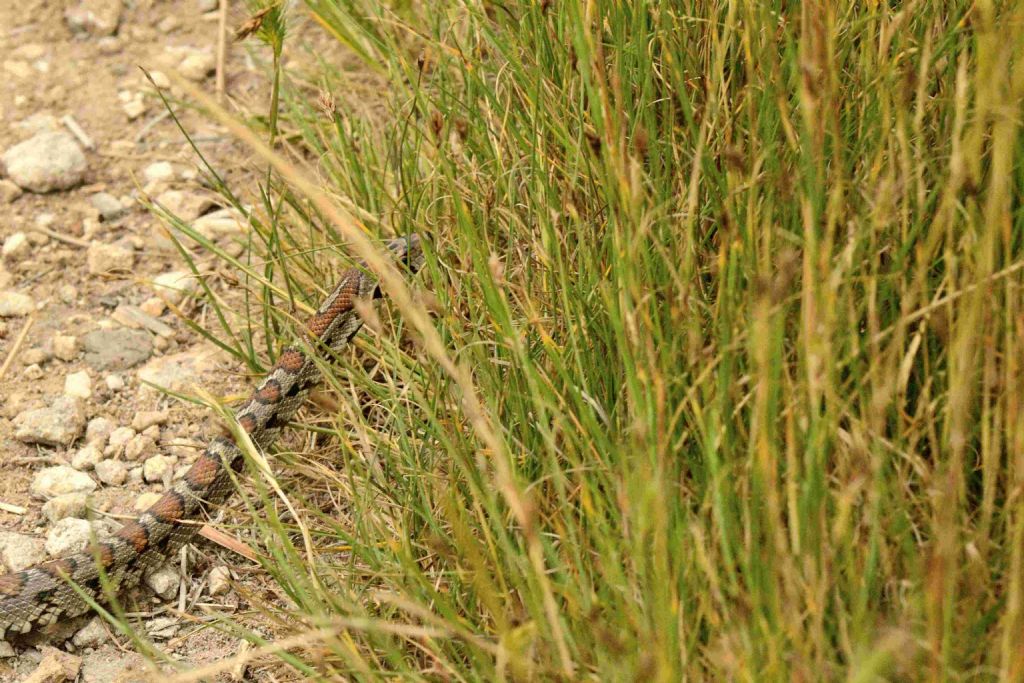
[0,235,424,640]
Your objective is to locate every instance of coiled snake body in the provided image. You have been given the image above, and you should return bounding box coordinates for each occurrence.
[0,235,424,640]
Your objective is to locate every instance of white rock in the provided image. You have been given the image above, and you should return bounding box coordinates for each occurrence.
[85,416,114,445]
[197,0,219,11]
[1,131,87,193]
[143,454,173,483]
[0,290,34,316]
[134,491,161,510]
[2,232,29,259]
[138,347,219,394]
[14,397,86,447]
[72,618,110,648]
[146,616,180,639]
[178,51,215,82]
[0,179,23,203]
[131,410,168,432]
[151,269,198,305]
[42,492,89,522]
[64,370,93,398]
[94,458,127,486]
[105,426,136,456]
[105,374,125,391]
[71,443,104,470]
[144,564,180,599]
[207,565,232,596]
[193,208,245,240]
[45,518,109,557]
[52,334,80,361]
[65,0,123,36]
[148,70,171,89]
[86,241,134,273]
[123,96,147,120]
[30,465,96,500]
[58,284,78,304]
[155,189,216,222]
[125,434,156,461]
[90,192,124,221]
[0,532,46,571]
[143,161,174,183]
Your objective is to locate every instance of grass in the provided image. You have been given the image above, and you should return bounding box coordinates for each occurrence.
[157,0,1024,679]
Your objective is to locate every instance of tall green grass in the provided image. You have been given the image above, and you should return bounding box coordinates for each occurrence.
[172,0,1024,679]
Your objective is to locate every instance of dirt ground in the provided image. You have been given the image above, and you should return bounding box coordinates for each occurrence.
[0,0,306,680]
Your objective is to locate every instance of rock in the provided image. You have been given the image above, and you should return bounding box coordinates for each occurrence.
[45,518,109,557]
[144,564,179,599]
[105,426,136,456]
[22,347,51,365]
[140,296,166,317]
[131,410,168,431]
[83,327,152,370]
[79,652,147,682]
[156,15,180,33]
[197,0,219,12]
[148,70,171,89]
[0,641,13,658]
[112,303,174,337]
[96,36,122,55]
[1,132,87,193]
[178,50,215,82]
[30,465,96,499]
[0,290,34,316]
[105,374,125,391]
[64,369,93,398]
[152,269,198,305]
[23,363,44,380]
[143,453,173,482]
[13,112,60,136]
[94,458,127,486]
[1,232,29,259]
[20,646,81,683]
[72,618,109,649]
[90,192,124,221]
[0,179,22,203]
[65,0,122,36]
[52,334,80,361]
[207,565,232,596]
[137,347,219,394]
[143,161,175,184]
[193,207,245,240]
[58,284,78,304]
[123,95,147,120]
[71,443,104,470]
[86,241,134,273]
[145,616,180,640]
[134,492,161,510]
[0,531,46,571]
[155,189,216,222]
[125,434,157,462]
[14,397,86,447]
[41,492,90,523]
[85,416,114,445]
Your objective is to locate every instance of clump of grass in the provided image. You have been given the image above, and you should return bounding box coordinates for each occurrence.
[171,0,1024,679]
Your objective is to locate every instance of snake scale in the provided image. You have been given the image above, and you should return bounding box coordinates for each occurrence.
[0,234,424,640]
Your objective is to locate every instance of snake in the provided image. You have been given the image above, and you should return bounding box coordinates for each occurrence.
[0,234,424,640]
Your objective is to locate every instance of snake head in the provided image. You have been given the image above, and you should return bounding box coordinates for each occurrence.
[386,233,426,274]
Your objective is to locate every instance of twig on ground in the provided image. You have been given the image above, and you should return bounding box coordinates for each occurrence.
[62,114,95,150]
[0,315,34,380]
